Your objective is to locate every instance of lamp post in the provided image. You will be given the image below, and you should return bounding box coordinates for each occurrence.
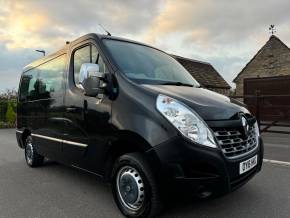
[35,49,46,56]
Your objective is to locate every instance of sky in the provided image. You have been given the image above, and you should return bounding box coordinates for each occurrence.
[1,0,290,92]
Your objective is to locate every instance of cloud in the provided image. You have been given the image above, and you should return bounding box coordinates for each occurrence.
[142,0,290,86]
[0,0,163,49]
[145,0,290,44]
[0,0,163,91]
[1,0,290,91]
[0,42,41,91]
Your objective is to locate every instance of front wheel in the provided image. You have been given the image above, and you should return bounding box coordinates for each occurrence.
[112,153,162,218]
[24,135,44,167]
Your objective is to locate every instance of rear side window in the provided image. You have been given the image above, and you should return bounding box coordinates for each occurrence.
[38,55,66,99]
[19,55,66,101]
[19,69,39,101]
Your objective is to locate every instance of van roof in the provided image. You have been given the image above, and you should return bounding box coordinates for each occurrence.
[23,33,161,72]
[23,46,68,72]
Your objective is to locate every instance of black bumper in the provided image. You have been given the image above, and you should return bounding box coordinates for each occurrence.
[16,130,24,148]
[148,136,264,197]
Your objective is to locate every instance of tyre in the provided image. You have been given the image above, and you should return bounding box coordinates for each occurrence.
[112,153,162,218]
[24,135,44,167]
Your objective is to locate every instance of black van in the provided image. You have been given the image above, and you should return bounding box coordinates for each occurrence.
[16,33,263,218]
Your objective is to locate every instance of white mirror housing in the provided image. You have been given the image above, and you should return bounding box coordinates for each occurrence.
[78,63,106,97]
[79,63,100,86]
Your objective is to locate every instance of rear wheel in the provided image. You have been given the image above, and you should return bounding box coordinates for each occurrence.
[112,153,162,218]
[24,135,44,167]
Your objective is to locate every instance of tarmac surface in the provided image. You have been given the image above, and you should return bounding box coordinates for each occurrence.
[0,129,289,218]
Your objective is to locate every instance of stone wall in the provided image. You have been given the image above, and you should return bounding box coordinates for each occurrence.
[234,36,290,96]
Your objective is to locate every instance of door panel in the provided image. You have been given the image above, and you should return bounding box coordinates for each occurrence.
[33,98,64,159]
[62,92,112,172]
[62,94,89,163]
[31,54,67,160]
[62,41,113,173]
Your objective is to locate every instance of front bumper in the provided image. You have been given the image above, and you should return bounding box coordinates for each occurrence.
[16,129,24,148]
[148,136,263,197]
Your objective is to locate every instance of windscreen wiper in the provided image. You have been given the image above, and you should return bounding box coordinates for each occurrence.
[160,82,194,87]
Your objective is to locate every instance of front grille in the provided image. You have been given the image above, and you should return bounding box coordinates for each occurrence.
[214,126,257,159]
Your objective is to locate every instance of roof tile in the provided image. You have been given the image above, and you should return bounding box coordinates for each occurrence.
[173,55,231,89]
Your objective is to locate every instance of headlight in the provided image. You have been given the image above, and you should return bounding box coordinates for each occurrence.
[254,121,260,144]
[156,94,217,148]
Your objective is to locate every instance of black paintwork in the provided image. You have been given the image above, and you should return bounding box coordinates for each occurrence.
[16,33,263,195]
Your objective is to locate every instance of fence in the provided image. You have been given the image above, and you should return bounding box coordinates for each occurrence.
[231,94,290,134]
[0,98,17,128]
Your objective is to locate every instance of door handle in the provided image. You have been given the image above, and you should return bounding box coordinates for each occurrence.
[66,107,77,112]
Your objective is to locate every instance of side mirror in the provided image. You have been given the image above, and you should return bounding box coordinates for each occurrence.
[79,63,107,97]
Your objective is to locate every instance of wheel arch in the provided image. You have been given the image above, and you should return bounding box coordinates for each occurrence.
[19,129,31,148]
[103,130,161,181]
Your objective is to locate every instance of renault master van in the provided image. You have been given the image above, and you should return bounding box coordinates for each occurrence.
[16,34,263,217]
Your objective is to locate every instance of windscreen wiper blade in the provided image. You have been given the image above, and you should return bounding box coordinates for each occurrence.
[160,82,194,87]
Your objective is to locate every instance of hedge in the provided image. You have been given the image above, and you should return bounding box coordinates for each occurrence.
[0,100,16,128]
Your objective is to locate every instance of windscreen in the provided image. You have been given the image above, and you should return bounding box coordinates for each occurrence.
[103,39,200,87]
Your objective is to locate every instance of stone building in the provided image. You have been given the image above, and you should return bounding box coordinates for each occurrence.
[173,55,231,96]
[234,35,290,96]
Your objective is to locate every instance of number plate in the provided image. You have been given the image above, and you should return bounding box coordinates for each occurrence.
[239,155,258,175]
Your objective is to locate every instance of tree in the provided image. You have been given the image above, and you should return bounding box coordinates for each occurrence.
[0,88,17,100]
[5,102,16,125]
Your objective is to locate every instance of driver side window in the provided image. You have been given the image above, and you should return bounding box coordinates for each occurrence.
[92,45,108,74]
[73,44,108,87]
[73,45,90,86]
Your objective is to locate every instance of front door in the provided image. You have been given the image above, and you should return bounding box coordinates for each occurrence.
[62,42,112,173]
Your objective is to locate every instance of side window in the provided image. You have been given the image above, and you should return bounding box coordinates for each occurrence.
[73,45,108,88]
[92,45,98,64]
[73,46,90,85]
[92,45,108,73]
[20,69,38,101]
[38,55,66,99]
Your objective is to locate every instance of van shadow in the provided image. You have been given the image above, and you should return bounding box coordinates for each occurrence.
[34,160,260,218]
[41,159,108,186]
[43,158,59,166]
[160,184,260,218]
[38,159,113,199]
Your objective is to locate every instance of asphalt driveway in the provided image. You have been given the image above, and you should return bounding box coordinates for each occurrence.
[0,129,289,218]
